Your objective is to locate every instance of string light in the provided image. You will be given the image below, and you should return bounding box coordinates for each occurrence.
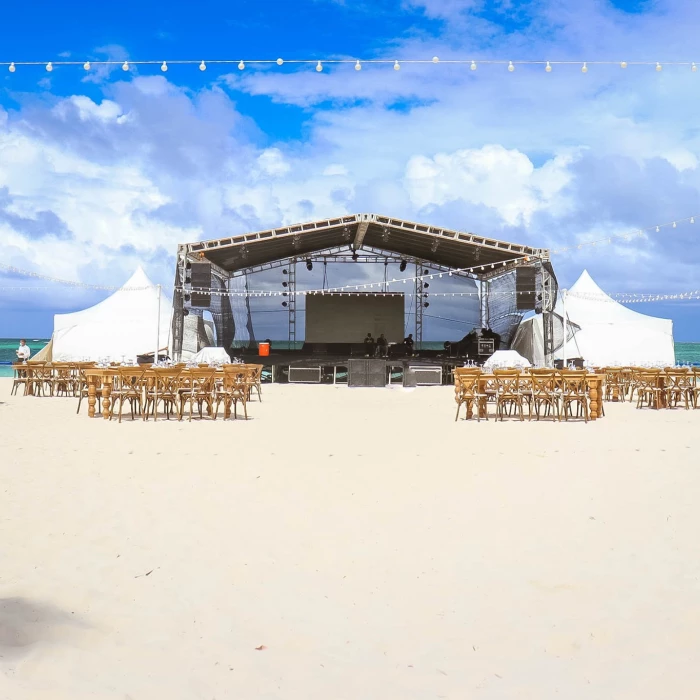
[355,60,361,71]
[238,60,245,70]
[83,61,91,71]
[508,61,515,72]
[656,62,662,72]
[199,60,206,71]
[316,61,323,72]
[470,61,477,71]
[276,58,284,65]
[693,63,698,72]
[581,62,588,73]
[545,61,552,72]
[393,60,400,71]
[122,61,129,71]
[45,62,53,72]
[432,56,439,63]
[621,61,628,68]
[161,61,168,72]
[8,62,15,72]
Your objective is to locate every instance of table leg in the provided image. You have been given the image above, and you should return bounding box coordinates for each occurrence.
[88,379,97,418]
[102,381,111,420]
[590,381,599,420]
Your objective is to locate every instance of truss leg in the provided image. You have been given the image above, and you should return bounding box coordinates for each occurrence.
[288,258,297,350]
[414,262,424,350]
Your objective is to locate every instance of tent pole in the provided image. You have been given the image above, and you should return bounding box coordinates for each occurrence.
[156,284,161,364]
[154,283,161,421]
[562,288,568,368]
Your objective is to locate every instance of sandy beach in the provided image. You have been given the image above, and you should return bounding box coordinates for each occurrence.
[2,378,700,699]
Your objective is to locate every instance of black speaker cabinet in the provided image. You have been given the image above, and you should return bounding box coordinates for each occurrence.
[515,266,537,310]
[190,262,212,308]
[348,359,386,387]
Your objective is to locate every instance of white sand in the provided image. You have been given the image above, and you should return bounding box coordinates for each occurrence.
[2,378,700,699]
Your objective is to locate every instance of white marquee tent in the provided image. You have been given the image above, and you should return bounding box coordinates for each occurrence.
[43,267,173,363]
[512,270,675,367]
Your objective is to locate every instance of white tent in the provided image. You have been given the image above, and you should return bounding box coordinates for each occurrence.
[50,267,172,362]
[482,349,531,370]
[512,270,675,367]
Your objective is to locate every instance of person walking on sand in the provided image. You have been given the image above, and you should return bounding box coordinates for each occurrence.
[16,339,31,363]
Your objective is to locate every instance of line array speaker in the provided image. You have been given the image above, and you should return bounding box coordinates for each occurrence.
[190,262,212,308]
[515,266,537,311]
[348,359,387,387]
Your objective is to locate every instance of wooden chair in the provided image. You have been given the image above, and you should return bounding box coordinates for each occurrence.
[692,368,700,408]
[178,368,216,421]
[635,371,664,409]
[213,367,250,420]
[529,371,560,421]
[144,368,182,420]
[665,370,693,410]
[246,363,264,401]
[53,364,76,397]
[493,369,524,421]
[559,371,589,422]
[604,368,625,402]
[454,373,488,421]
[110,368,147,422]
[10,363,30,396]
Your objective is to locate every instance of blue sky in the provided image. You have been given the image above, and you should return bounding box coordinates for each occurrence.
[1,0,700,341]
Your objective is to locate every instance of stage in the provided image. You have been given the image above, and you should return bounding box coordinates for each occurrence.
[236,347,472,386]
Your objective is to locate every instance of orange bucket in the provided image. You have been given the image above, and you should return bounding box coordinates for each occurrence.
[258,342,270,357]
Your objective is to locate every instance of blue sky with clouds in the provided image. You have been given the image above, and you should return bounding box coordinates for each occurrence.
[1,0,700,341]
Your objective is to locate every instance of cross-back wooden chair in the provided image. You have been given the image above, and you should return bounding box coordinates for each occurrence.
[10,363,30,396]
[178,368,217,421]
[454,373,488,421]
[214,366,251,419]
[110,368,147,422]
[692,368,700,408]
[635,371,664,409]
[493,369,524,421]
[529,370,560,421]
[559,371,589,422]
[144,368,182,420]
[665,370,693,410]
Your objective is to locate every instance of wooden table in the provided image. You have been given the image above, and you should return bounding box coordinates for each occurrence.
[465,373,605,420]
[84,368,121,419]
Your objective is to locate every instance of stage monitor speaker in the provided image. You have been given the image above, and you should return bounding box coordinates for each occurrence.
[289,367,322,383]
[190,262,212,308]
[515,266,537,310]
[411,366,443,386]
[348,359,386,387]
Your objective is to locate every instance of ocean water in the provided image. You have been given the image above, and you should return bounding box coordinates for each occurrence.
[1,338,699,377]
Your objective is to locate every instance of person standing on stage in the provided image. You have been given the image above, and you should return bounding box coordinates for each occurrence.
[404,333,414,356]
[376,333,388,358]
[364,332,375,357]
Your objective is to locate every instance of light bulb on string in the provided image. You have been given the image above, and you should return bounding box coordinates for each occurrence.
[46,62,53,72]
[693,63,698,72]
[393,60,400,70]
[161,61,168,72]
[656,226,660,232]
[122,61,129,71]
[238,60,245,70]
[691,217,695,224]
[355,60,361,71]
[545,61,552,72]
[316,61,323,72]
[199,60,206,71]
[83,61,91,71]
[656,62,662,72]
[276,58,284,65]
[620,61,627,68]
[581,62,588,73]
[673,221,677,228]
[508,61,515,72]
[432,56,439,63]
[470,61,477,71]
[8,62,15,73]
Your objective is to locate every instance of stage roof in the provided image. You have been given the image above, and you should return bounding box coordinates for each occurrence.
[181,213,549,277]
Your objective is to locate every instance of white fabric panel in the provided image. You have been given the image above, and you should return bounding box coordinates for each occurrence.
[191,347,230,364]
[482,350,532,370]
[52,267,173,362]
[512,270,675,366]
[305,294,404,343]
[230,274,251,347]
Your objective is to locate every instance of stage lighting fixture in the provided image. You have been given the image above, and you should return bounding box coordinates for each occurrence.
[399,260,407,272]
[352,252,359,261]
[185,274,191,284]
[183,309,190,316]
[423,302,430,308]
[282,301,288,307]
[282,269,288,275]
[283,292,288,296]
[423,269,429,275]
[424,282,429,288]
[185,262,192,270]
[282,281,288,287]
[184,293,191,302]
[306,259,313,271]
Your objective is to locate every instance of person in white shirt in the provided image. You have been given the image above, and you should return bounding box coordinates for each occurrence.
[16,339,31,362]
